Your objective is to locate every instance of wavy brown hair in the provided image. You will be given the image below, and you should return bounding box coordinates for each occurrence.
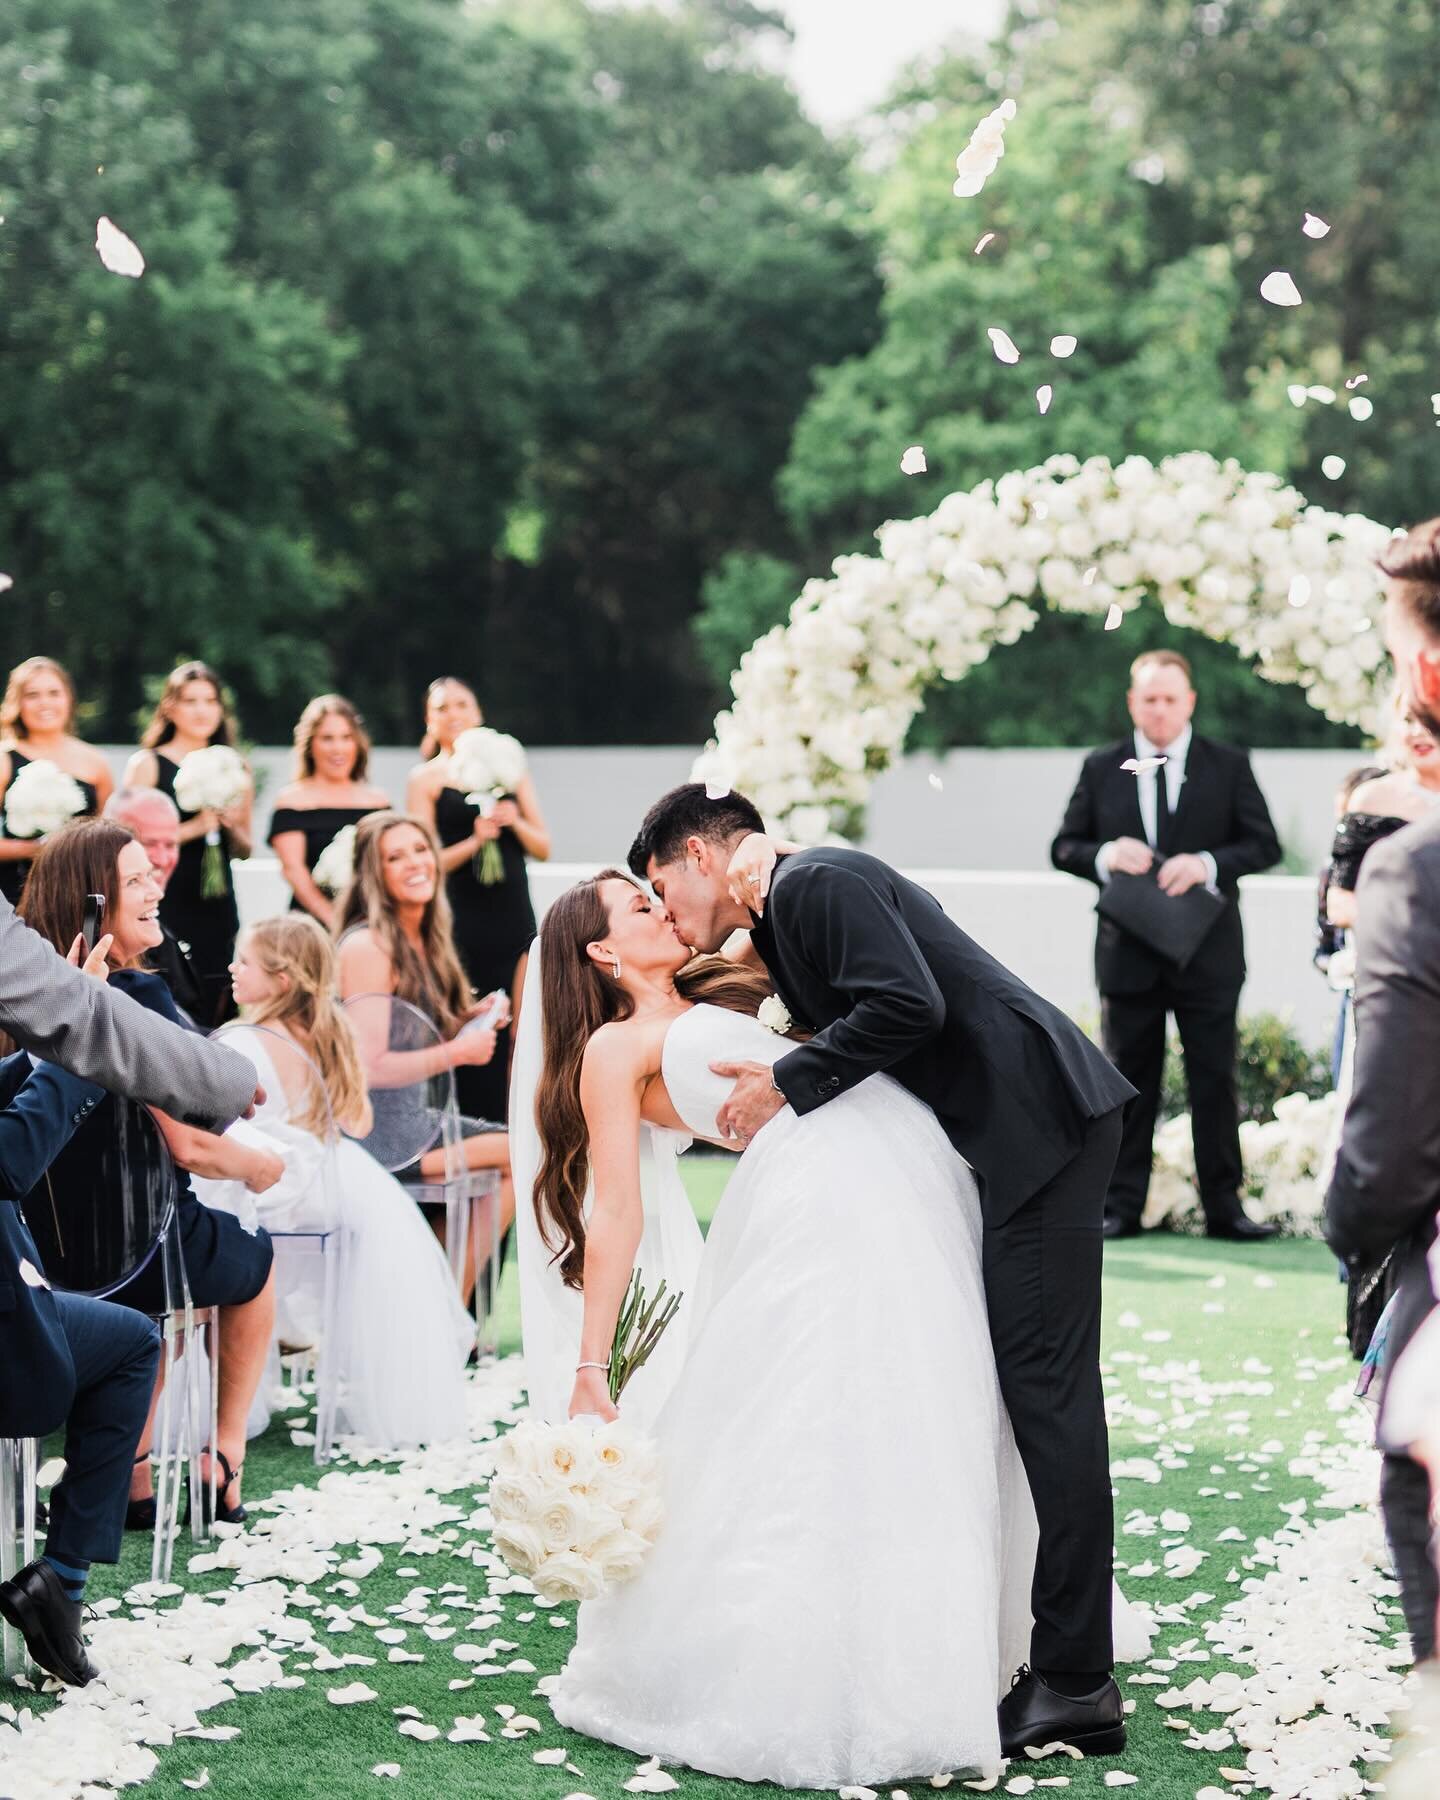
[293,693,371,781]
[333,811,472,1035]
[237,916,369,1136]
[139,661,238,749]
[16,818,141,967]
[534,869,776,1291]
[0,656,77,741]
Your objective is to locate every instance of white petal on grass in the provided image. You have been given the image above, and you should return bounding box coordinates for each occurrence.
[328,1682,378,1704]
[1302,211,1331,238]
[987,327,1020,364]
[1049,335,1077,358]
[1349,396,1374,421]
[398,1720,441,1742]
[1036,385,1053,415]
[1102,1777,1138,1789]
[1104,604,1124,631]
[1321,455,1346,479]
[1259,270,1303,307]
[181,1775,211,1792]
[624,1773,680,1795]
[974,233,995,254]
[900,445,928,476]
[371,1767,402,1779]
[1287,575,1311,608]
[533,1748,568,1764]
[95,216,145,278]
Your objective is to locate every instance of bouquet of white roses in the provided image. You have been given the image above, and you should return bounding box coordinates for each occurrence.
[449,726,527,886]
[4,759,87,840]
[172,745,249,897]
[489,1418,664,1604]
[312,823,356,897]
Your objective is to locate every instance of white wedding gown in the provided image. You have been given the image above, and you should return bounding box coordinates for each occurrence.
[194,1028,474,1449]
[549,1003,1040,1788]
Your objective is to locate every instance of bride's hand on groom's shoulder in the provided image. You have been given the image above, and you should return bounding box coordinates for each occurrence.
[726,833,778,910]
[569,1367,618,1423]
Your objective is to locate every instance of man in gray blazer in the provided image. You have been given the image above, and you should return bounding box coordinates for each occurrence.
[1326,515,1440,1663]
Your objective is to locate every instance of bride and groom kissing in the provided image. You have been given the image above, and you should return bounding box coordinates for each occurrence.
[512,781,1142,1789]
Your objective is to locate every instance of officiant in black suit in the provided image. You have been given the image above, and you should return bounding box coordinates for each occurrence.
[1051,649,1282,1240]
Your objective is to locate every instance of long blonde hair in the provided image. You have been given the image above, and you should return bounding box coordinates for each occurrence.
[534,869,776,1290]
[293,693,371,781]
[1,656,77,741]
[239,916,368,1136]
[333,811,472,1035]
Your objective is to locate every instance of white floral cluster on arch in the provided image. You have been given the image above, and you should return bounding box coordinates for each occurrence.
[696,451,1395,841]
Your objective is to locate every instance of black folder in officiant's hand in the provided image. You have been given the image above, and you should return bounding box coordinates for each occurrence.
[1096,869,1228,969]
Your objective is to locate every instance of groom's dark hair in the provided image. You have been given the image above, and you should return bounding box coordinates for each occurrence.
[627,783,765,877]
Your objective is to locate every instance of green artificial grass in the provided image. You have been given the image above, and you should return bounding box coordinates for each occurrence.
[15,1156,1377,1800]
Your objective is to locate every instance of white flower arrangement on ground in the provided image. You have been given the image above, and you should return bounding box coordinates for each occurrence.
[488,1418,664,1605]
[173,744,249,897]
[1146,1089,1338,1235]
[696,452,1392,841]
[3,757,87,839]
[449,726,528,885]
[312,823,357,897]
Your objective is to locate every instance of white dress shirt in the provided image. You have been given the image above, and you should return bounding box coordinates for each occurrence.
[1097,725,1218,887]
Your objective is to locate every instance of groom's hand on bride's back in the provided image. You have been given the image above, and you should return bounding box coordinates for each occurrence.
[712,1060,786,1144]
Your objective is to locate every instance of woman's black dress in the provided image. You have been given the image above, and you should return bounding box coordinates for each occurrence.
[267,804,378,912]
[433,784,537,1122]
[153,753,240,1025]
[0,749,100,905]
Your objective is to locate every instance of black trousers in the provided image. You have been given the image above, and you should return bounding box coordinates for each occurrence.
[1382,1449,1438,1661]
[983,1109,1122,1672]
[45,1293,160,1568]
[1101,983,1245,1229]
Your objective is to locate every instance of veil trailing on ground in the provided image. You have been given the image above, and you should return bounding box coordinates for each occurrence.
[508,925,705,1427]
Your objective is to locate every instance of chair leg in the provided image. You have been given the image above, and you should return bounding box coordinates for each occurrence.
[1,1437,39,1679]
[151,1314,183,1585]
[315,1236,340,1467]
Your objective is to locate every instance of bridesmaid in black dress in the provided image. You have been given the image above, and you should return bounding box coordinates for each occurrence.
[406,678,550,1122]
[124,661,254,1025]
[267,694,390,927]
[0,656,112,902]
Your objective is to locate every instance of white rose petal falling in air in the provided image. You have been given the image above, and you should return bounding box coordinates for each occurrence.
[987,327,1020,364]
[1049,334,1077,358]
[952,98,1017,198]
[1036,385,1053,415]
[928,772,944,792]
[1259,270,1303,307]
[1345,373,1368,389]
[95,216,145,277]
[1286,384,1308,408]
[1104,604,1124,632]
[0,573,12,593]
[704,778,732,801]
[1287,575,1311,608]
[1121,756,1168,776]
[973,232,995,254]
[900,445,928,476]
[1349,396,1374,421]
[1321,455,1346,480]
[1301,211,1331,238]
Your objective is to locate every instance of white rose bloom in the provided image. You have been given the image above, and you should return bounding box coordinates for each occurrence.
[588,1527,652,1586]
[491,1520,547,1579]
[532,1549,607,1606]
[489,1470,550,1523]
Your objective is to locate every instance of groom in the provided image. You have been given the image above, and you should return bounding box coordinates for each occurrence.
[630,785,1137,1758]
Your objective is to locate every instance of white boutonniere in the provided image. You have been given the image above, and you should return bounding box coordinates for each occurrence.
[757,996,792,1036]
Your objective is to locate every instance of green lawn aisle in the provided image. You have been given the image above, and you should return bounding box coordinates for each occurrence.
[7,1158,1389,1800]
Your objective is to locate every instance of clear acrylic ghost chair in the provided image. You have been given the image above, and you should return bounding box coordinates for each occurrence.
[22,1098,210,1582]
[341,992,501,1358]
[0,1437,38,1679]
[209,1024,344,1465]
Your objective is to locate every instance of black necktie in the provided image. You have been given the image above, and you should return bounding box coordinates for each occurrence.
[1153,762,1172,856]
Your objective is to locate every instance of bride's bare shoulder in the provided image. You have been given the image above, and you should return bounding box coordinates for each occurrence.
[582,1016,664,1080]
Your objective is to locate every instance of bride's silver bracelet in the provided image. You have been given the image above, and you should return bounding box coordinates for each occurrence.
[576,1360,609,1373]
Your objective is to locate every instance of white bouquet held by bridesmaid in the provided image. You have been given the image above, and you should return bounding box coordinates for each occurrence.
[491,1273,680,1601]
[449,725,527,886]
[312,823,357,897]
[4,759,87,840]
[173,745,248,898]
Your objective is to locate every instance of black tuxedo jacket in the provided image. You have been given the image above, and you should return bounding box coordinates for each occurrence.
[750,848,1135,1227]
[1049,734,1281,995]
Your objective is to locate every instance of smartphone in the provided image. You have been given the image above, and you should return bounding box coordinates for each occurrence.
[81,892,106,954]
[464,992,508,1034]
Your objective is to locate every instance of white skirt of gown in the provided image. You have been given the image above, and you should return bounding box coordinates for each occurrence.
[551,1063,1036,1788]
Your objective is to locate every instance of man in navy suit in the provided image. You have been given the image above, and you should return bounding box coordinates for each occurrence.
[1051,650,1282,1239]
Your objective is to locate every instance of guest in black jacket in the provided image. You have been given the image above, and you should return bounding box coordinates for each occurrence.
[1051,649,1282,1240]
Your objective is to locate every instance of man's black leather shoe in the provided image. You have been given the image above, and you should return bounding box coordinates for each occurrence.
[998,1666,1126,1758]
[1102,1215,1142,1240]
[1207,1215,1279,1242]
[0,1559,98,1687]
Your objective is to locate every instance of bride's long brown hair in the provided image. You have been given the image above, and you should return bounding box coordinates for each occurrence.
[534,869,774,1291]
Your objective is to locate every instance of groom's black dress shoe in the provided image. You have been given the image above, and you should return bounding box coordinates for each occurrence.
[1206,1215,1279,1242]
[1101,1215,1142,1240]
[0,1559,97,1687]
[998,1666,1126,1758]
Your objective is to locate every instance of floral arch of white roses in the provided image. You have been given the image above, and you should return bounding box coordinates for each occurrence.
[696,452,1395,841]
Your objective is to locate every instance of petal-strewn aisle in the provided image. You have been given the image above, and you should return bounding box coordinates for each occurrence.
[0,1213,1409,1800]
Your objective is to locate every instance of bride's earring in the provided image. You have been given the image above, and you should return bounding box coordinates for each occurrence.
[611,954,623,980]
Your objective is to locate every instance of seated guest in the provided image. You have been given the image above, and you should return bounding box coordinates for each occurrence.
[0,1032,160,1687]
[105,786,206,1020]
[335,811,514,1299]
[3,821,282,1523]
[194,917,473,1446]
[268,695,390,929]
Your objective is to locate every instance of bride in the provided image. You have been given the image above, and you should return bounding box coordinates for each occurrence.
[516,868,1065,1789]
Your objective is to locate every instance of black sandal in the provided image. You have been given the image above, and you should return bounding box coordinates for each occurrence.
[184,1447,247,1526]
[126,1451,156,1532]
